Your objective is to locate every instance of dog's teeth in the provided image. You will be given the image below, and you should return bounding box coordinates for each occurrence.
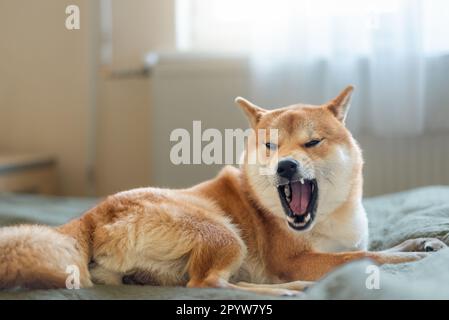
[294,221,306,227]
[304,214,311,223]
[300,178,305,184]
[284,185,291,202]
[285,185,290,197]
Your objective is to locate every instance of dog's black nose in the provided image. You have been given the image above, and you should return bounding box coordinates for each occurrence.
[277,159,299,179]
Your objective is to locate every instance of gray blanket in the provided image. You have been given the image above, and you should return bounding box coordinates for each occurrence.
[0,186,448,299]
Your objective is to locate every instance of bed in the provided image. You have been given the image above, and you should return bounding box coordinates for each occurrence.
[1,186,449,300]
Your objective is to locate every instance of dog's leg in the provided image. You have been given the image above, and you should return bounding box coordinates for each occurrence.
[189,274,302,296]
[381,238,447,253]
[283,251,430,281]
[236,241,442,291]
[186,234,301,296]
[236,280,314,291]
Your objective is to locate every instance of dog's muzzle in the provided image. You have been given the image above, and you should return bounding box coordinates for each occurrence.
[276,158,318,231]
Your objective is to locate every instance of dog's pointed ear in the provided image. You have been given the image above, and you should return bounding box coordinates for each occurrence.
[326,85,354,123]
[235,97,267,128]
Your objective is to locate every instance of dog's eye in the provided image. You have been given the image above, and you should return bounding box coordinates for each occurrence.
[265,142,277,150]
[304,139,322,148]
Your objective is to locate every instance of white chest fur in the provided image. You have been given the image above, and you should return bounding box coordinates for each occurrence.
[309,205,369,252]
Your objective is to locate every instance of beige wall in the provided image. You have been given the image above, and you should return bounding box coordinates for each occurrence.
[94,0,175,195]
[0,0,176,196]
[0,0,91,195]
[110,0,175,70]
[95,77,152,195]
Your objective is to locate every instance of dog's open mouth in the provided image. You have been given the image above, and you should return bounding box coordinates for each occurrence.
[277,179,318,231]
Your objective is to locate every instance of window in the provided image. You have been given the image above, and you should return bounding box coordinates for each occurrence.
[176,0,449,56]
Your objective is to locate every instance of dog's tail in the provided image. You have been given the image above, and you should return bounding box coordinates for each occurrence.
[0,217,93,290]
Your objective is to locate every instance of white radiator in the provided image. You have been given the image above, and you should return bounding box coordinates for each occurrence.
[148,53,449,196]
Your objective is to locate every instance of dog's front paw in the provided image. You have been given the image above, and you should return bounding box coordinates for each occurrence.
[417,238,447,252]
[391,237,447,253]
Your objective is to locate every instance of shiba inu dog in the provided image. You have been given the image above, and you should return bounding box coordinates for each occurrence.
[0,86,446,295]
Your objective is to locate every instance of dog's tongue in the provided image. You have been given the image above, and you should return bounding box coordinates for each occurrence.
[289,181,311,215]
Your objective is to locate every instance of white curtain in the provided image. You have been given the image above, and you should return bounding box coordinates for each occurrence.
[180,0,449,135]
